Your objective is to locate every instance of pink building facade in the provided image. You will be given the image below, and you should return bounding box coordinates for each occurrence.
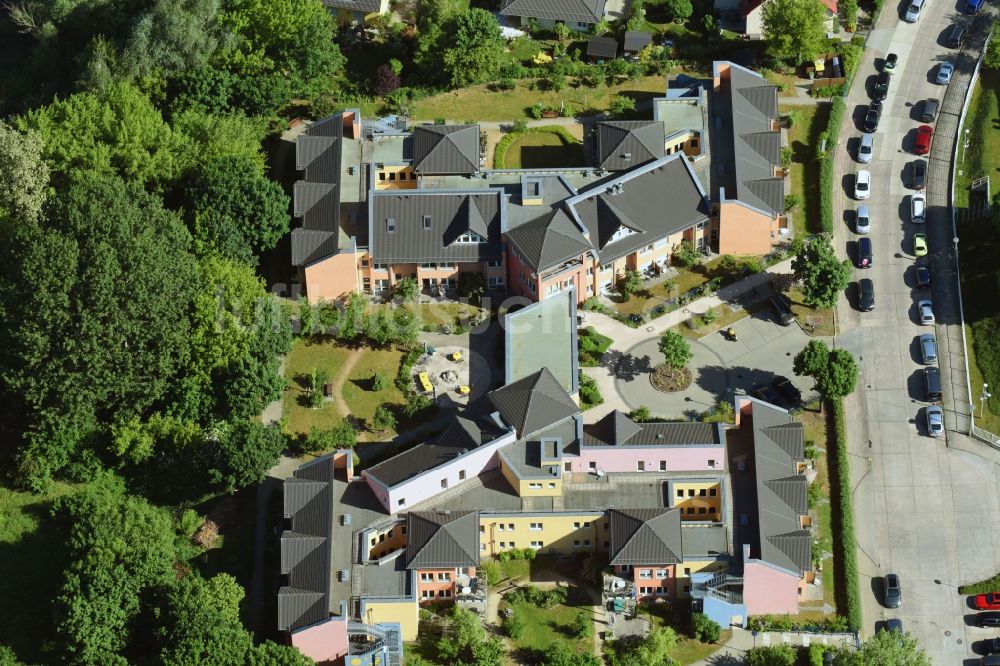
[567,445,726,474]
[290,616,349,663]
[363,430,517,514]
[742,560,801,616]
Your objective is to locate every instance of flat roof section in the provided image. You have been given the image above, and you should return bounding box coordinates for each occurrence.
[504,289,578,393]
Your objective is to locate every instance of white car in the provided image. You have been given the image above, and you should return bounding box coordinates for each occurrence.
[858,132,875,163]
[905,0,924,21]
[854,170,871,200]
[926,405,944,437]
[918,299,935,325]
[911,193,926,223]
[856,205,871,233]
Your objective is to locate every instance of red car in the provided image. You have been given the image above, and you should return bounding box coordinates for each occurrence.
[974,592,1000,610]
[915,125,934,155]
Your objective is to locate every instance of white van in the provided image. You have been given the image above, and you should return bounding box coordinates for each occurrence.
[858,132,874,163]
[905,0,924,22]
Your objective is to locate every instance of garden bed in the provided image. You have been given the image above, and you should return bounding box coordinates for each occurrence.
[650,364,692,392]
[579,327,613,366]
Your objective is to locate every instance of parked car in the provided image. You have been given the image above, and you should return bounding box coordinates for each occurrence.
[857,237,873,268]
[977,612,1000,628]
[863,101,882,132]
[925,367,943,401]
[914,233,928,257]
[937,62,955,84]
[858,132,875,163]
[771,375,801,403]
[926,405,944,437]
[858,278,875,311]
[855,169,872,200]
[873,71,890,100]
[948,24,967,48]
[921,98,940,122]
[915,124,934,155]
[881,618,904,634]
[884,52,899,73]
[911,193,926,223]
[918,299,935,325]
[916,265,932,288]
[983,636,1000,653]
[857,205,871,233]
[911,159,927,189]
[769,295,795,326]
[920,333,937,364]
[965,0,985,11]
[975,593,1000,611]
[752,382,782,405]
[905,0,925,21]
[884,574,902,608]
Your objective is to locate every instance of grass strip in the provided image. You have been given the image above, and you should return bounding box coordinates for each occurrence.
[829,398,861,631]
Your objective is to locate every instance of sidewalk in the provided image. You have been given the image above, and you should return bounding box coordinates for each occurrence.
[580,259,794,419]
[687,627,857,665]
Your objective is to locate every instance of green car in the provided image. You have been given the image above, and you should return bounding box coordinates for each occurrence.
[913,233,928,257]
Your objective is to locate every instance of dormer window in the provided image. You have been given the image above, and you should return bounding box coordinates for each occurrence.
[423,215,432,230]
[455,231,487,244]
[610,226,632,242]
[386,218,396,233]
[623,152,632,162]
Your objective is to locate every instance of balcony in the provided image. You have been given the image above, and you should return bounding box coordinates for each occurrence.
[691,573,743,605]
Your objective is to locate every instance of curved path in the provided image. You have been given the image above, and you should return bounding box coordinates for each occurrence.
[830,1,1000,660]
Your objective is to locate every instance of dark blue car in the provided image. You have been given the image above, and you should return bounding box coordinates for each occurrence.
[965,0,984,12]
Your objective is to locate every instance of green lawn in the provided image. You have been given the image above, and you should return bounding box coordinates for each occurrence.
[282,339,407,440]
[369,301,487,330]
[672,634,730,665]
[507,599,593,656]
[411,75,685,122]
[955,71,1000,433]
[0,482,78,664]
[502,131,584,169]
[797,400,837,613]
[781,103,830,236]
[677,304,749,339]
[611,256,755,317]
[786,286,836,337]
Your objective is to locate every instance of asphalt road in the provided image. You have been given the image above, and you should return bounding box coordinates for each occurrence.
[831,1,1000,662]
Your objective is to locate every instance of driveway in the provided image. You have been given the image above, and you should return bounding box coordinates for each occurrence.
[831,0,1000,661]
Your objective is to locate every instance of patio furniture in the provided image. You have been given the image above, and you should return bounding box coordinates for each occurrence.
[450,351,463,362]
[418,372,433,393]
[457,385,471,395]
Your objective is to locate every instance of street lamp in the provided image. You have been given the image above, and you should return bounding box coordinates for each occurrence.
[980,382,992,420]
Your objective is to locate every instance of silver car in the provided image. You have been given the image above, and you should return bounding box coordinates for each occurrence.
[919,333,937,364]
[911,193,926,223]
[856,205,871,234]
[926,405,944,437]
[918,299,934,325]
[936,62,955,85]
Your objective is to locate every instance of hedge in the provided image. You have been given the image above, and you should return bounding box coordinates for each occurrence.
[493,125,580,169]
[830,398,862,631]
[818,97,846,233]
[394,347,423,391]
[958,572,1000,595]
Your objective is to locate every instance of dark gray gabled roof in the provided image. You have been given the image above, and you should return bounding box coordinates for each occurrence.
[369,190,503,263]
[278,458,334,631]
[365,415,506,488]
[717,63,784,216]
[566,153,710,264]
[292,114,344,266]
[595,121,665,171]
[412,125,480,175]
[583,412,723,447]
[587,36,618,59]
[321,0,384,11]
[489,367,579,438]
[623,31,652,52]
[405,511,480,569]
[747,400,811,575]
[499,0,607,23]
[609,508,683,565]
[505,208,593,272]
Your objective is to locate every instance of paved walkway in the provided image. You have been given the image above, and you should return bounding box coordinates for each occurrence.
[687,627,857,665]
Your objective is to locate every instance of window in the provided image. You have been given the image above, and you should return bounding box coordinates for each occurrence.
[421,262,437,269]
[655,586,665,595]
[499,541,506,549]
[600,264,612,273]
[623,152,633,162]
[547,482,556,489]
[480,543,486,551]
[459,470,466,481]
[576,21,588,29]
[589,461,597,470]
[565,462,572,472]
[379,534,385,543]
[421,573,433,581]
[698,507,708,514]
[688,489,695,497]
[421,590,433,599]
[659,460,667,471]
[398,498,405,507]
[488,276,504,287]
[574,522,581,529]
[697,221,707,230]
[455,231,487,244]
[373,263,388,271]
[710,488,718,497]
[645,244,654,252]
[684,567,691,575]
[529,522,543,531]
[691,139,699,148]
[370,538,376,547]
[379,172,386,181]
[573,540,580,548]
[530,540,543,548]
[583,540,591,547]
[441,478,448,489]
[708,459,717,468]
[488,259,503,268]
[528,282,536,293]
[528,483,542,489]
[388,172,396,181]
[656,569,667,578]
[639,569,653,579]
[585,522,591,527]
[498,524,505,532]
[637,461,645,471]
[423,215,432,230]
[604,540,610,548]
[587,285,593,295]
[677,489,684,498]
[386,218,396,233]
[439,262,454,269]
[655,237,669,249]
[509,541,516,548]
[686,507,696,515]
[699,489,707,497]
[610,227,632,242]
[479,525,485,534]
[387,530,393,538]
[438,572,450,581]
[508,523,514,531]
[439,589,451,598]
[402,526,407,535]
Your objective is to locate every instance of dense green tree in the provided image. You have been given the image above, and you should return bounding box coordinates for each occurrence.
[617,269,644,301]
[791,234,851,308]
[16,82,186,189]
[610,627,677,666]
[223,355,284,419]
[393,277,420,302]
[747,644,798,666]
[0,121,49,222]
[762,0,828,64]
[793,340,858,406]
[665,0,694,20]
[658,330,693,369]
[985,30,1000,70]
[571,610,592,638]
[371,405,397,433]
[839,628,929,665]
[172,109,268,166]
[470,636,505,666]
[52,474,177,663]
[119,0,225,83]
[414,0,467,74]
[692,613,721,642]
[171,65,237,114]
[441,9,506,88]
[541,643,601,666]
[207,420,286,493]
[185,155,290,262]
[0,174,198,489]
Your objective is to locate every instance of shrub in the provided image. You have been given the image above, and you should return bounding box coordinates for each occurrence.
[395,348,422,391]
[818,97,846,233]
[492,78,516,91]
[607,95,636,119]
[571,610,592,638]
[628,406,652,422]
[692,613,721,642]
[746,644,797,666]
[579,372,604,409]
[579,327,613,366]
[511,119,528,133]
[700,308,716,325]
[959,572,1000,594]
[402,391,434,418]
[671,240,702,268]
[780,145,792,168]
[503,608,526,639]
[830,398,861,631]
[503,585,567,608]
[480,560,502,586]
[784,193,801,211]
[497,547,537,562]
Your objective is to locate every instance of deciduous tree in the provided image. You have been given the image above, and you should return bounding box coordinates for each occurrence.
[0,121,49,222]
[791,234,851,308]
[762,0,828,64]
[658,330,693,369]
[207,420,286,493]
[441,9,506,88]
